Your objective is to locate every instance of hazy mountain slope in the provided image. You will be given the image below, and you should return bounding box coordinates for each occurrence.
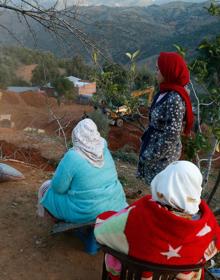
[81,0,153,6]
[0,2,218,63]
[65,0,208,6]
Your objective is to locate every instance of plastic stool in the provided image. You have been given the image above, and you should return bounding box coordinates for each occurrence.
[74,227,100,255]
[84,228,100,255]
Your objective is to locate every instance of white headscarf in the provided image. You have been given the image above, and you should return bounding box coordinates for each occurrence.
[72,119,105,168]
[151,161,203,215]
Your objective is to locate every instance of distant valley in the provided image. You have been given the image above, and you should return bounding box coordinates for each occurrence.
[0,1,218,63]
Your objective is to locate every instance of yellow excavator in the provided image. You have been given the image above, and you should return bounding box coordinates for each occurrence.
[131,86,154,104]
[106,86,154,127]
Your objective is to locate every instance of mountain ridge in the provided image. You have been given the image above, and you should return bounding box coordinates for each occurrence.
[11,0,210,8]
[0,1,218,63]
[80,0,207,6]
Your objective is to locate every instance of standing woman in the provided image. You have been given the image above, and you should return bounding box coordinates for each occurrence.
[137,52,194,185]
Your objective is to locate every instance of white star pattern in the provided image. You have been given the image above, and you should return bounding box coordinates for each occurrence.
[196,223,211,237]
[96,217,104,224]
[161,245,182,260]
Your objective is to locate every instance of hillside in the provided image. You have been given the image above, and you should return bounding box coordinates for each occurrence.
[2,72,219,280]
[0,90,144,161]
[11,0,208,7]
[82,0,154,6]
[81,0,207,5]
[0,90,146,280]
[0,154,148,280]
[0,2,218,63]
[15,64,38,83]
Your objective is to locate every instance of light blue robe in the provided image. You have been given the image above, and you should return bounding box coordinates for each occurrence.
[41,142,127,223]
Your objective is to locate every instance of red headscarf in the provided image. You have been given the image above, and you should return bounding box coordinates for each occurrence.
[158,52,194,135]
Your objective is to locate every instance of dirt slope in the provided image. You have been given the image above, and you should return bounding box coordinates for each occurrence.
[0,158,148,280]
[15,64,38,82]
[0,160,103,280]
[0,91,219,280]
[0,91,92,131]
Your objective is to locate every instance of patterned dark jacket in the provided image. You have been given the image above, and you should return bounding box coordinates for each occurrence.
[139,91,185,185]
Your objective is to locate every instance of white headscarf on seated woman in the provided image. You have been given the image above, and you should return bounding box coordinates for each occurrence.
[151,161,203,215]
[72,118,105,168]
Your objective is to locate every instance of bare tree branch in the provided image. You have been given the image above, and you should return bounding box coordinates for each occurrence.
[190,80,202,133]
[201,139,218,189]
[189,80,219,190]
[0,0,112,63]
[48,108,68,150]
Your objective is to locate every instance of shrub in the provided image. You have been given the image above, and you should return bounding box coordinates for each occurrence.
[112,145,138,165]
[88,109,110,139]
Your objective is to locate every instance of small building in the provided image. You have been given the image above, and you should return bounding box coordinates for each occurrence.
[7,86,40,93]
[40,83,57,97]
[66,76,96,99]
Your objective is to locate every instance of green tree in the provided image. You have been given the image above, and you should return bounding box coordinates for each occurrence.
[11,78,31,87]
[52,77,74,100]
[63,55,93,80]
[93,51,154,120]
[102,62,128,87]
[178,2,220,188]
[88,109,110,139]
[134,67,154,90]
[0,65,13,88]
[31,52,60,85]
[95,71,128,108]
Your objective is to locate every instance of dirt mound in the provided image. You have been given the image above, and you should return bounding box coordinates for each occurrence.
[0,128,65,162]
[20,91,57,108]
[0,91,57,109]
[109,123,143,152]
[0,91,93,131]
[1,91,21,105]
[0,140,56,171]
[0,90,146,154]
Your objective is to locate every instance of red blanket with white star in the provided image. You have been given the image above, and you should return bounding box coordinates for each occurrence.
[124,195,220,265]
[95,195,220,270]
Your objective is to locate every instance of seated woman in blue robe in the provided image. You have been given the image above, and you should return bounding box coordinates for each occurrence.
[37,118,127,223]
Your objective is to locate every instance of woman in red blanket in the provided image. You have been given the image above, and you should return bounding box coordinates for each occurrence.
[94,161,220,280]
